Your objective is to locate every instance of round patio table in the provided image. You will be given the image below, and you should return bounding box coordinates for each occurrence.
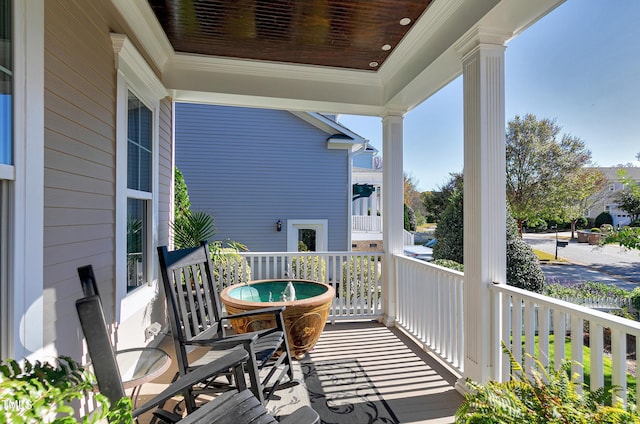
[116,347,171,406]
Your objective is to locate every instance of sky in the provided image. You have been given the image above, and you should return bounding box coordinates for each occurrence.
[339,0,640,192]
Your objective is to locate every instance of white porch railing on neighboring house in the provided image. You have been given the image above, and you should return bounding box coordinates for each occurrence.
[352,215,382,232]
[395,254,465,373]
[492,284,640,407]
[211,251,385,321]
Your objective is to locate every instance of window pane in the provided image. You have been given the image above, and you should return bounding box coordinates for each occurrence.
[127,198,146,291]
[0,0,12,165]
[127,91,152,192]
[298,229,316,252]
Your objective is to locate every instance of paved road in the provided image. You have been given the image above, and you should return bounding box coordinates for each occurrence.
[523,232,640,290]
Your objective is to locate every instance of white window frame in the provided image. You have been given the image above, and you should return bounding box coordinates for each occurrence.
[286,219,328,252]
[113,34,166,323]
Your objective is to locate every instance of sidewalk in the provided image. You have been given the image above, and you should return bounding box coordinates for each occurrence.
[523,231,640,290]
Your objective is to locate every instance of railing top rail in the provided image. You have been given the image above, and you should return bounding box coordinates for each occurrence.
[491,282,640,334]
[231,251,385,257]
[393,253,465,277]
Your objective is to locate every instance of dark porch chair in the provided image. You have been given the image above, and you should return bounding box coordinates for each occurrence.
[76,294,317,423]
[157,242,294,408]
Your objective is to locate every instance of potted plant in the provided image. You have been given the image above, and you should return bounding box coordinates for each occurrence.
[588,227,603,245]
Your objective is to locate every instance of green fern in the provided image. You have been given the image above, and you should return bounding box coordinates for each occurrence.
[455,341,640,423]
[0,356,132,423]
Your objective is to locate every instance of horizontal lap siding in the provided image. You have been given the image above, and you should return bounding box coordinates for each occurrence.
[43,1,117,355]
[175,104,349,252]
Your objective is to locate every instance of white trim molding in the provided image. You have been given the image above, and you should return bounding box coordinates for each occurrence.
[5,0,45,360]
[286,220,329,253]
[112,34,166,325]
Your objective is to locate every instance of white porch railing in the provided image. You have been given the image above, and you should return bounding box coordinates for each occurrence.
[211,251,384,321]
[213,250,640,406]
[352,215,382,232]
[492,283,640,407]
[395,254,465,373]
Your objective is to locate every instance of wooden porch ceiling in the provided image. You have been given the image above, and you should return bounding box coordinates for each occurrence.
[147,0,433,71]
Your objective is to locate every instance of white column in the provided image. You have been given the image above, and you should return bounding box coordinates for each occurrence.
[381,114,404,326]
[455,31,507,387]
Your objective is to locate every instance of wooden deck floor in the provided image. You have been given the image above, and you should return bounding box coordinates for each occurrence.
[135,321,463,423]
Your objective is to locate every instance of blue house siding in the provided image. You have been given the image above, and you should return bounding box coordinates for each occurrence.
[175,103,349,252]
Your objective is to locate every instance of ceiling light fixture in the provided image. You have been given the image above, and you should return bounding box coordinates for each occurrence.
[399,17,411,26]
[369,61,379,68]
[381,44,391,51]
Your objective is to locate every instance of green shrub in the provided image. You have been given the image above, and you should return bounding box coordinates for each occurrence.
[629,287,640,311]
[507,213,545,293]
[595,211,614,228]
[432,259,464,272]
[433,190,544,293]
[432,190,464,263]
[605,227,640,251]
[456,342,639,424]
[292,255,326,281]
[0,356,132,423]
[575,216,588,229]
[544,282,628,302]
[210,246,252,288]
[340,256,381,303]
[630,220,640,228]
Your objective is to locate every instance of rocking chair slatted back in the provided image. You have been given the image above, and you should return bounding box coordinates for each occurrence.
[158,242,295,406]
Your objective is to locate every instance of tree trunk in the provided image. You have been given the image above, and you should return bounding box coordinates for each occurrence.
[570,219,576,239]
[517,219,523,238]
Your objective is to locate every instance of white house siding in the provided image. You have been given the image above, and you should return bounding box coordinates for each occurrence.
[43,0,117,359]
[158,98,173,246]
[175,104,349,252]
[42,1,171,358]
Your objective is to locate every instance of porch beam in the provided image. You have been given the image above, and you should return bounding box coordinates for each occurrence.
[381,114,404,326]
[456,30,508,387]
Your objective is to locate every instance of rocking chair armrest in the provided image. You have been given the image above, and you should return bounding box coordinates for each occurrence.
[222,305,286,321]
[186,332,258,348]
[132,348,249,417]
[279,406,320,424]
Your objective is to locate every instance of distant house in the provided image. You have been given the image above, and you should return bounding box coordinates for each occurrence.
[586,167,640,227]
[175,104,368,252]
[352,145,383,251]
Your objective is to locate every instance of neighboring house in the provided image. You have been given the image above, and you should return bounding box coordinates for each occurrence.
[175,104,366,252]
[351,144,384,251]
[586,167,640,227]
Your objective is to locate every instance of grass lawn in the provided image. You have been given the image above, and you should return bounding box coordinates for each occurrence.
[533,248,568,262]
[527,335,636,393]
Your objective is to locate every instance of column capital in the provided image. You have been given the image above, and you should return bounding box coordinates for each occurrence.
[454,27,509,60]
[381,110,406,120]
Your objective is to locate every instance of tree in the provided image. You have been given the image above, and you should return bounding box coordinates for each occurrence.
[423,172,463,223]
[506,114,592,233]
[616,169,640,222]
[404,203,416,232]
[404,173,426,221]
[554,168,607,238]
